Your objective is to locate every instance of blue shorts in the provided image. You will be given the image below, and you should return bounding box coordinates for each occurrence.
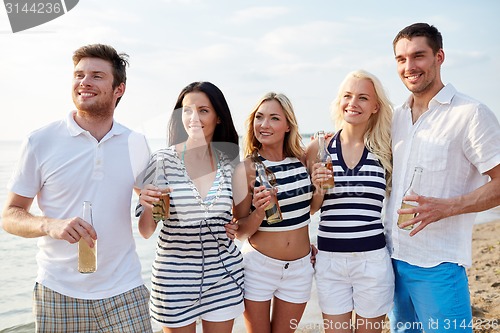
[389,259,472,333]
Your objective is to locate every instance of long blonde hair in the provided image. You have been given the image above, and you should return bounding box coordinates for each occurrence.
[332,70,393,192]
[244,92,304,159]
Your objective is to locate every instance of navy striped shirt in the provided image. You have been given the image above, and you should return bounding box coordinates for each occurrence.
[318,132,387,252]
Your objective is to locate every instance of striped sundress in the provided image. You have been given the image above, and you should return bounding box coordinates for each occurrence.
[138,146,244,327]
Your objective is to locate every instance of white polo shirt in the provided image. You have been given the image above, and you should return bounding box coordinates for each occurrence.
[8,111,150,299]
[386,84,500,268]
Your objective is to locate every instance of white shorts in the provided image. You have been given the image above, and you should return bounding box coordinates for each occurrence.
[315,247,394,318]
[241,241,314,303]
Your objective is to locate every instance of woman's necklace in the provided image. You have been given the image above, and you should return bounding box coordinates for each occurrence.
[180,142,223,214]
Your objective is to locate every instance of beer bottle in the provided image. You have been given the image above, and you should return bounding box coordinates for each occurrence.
[317,130,334,189]
[78,201,97,273]
[397,166,423,230]
[152,153,170,223]
[255,162,283,224]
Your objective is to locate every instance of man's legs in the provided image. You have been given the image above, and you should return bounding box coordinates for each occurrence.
[389,260,473,333]
[389,260,421,333]
[34,283,152,333]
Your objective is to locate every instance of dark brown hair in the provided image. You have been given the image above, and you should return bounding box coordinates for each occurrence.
[393,23,443,55]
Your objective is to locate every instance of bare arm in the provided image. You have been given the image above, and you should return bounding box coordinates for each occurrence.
[232,160,267,241]
[2,192,96,246]
[399,164,500,236]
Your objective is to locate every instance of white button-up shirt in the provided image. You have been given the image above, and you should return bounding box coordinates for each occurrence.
[386,84,500,268]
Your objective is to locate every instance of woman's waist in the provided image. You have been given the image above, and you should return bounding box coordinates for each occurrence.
[248,226,311,260]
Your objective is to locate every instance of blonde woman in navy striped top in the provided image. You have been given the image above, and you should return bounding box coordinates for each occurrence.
[306,70,393,333]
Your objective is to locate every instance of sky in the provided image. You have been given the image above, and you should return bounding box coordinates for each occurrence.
[1,0,499,142]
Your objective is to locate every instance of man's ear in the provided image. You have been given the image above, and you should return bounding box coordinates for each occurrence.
[115,82,125,98]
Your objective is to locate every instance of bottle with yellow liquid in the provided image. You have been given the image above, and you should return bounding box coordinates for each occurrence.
[152,153,170,223]
[397,166,423,230]
[255,162,283,224]
[78,201,96,273]
[316,130,334,189]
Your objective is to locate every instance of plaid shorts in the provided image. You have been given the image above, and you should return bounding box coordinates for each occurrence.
[33,283,152,333]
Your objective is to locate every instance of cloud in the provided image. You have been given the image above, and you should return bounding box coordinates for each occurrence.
[445,50,490,68]
[255,17,398,65]
[256,21,341,61]
[160,0,202,4]
[229,6,290,24]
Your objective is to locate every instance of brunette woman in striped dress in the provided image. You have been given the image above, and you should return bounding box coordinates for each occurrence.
[137,82,244,333]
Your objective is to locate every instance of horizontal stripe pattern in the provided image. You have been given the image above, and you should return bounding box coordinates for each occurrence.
[141,147,244,326]
[319,133,387,252]
[255,156,313,232]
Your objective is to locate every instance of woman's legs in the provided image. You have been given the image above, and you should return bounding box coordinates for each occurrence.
[271,296,307,333]
[322,312,352,333]
[243,299,272,333]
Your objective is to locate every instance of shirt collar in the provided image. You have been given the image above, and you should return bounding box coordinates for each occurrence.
[401,83,457,110]
[66,110,126,138]
[430,83,456,107]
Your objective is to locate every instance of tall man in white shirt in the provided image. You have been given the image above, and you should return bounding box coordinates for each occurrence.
[386,23,500,333]
[1,44,152,332]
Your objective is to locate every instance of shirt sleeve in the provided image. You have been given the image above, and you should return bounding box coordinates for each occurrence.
[7,137,41,198]
[128,132,151,189]
[463,104,500,174]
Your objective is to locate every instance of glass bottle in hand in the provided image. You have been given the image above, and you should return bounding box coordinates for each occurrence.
[397,166,423,230]
[152,153,170,223]
[255,162,283,224]
[316,130,334,189]
[78,201,96,273]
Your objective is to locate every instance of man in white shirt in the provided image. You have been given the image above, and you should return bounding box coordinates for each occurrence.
[1,44,152,332]
[386,23,500,333]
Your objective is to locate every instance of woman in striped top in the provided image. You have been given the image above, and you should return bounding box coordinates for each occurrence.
[232,92,324,333]
[137,82,244,333]
[306,70,394,333]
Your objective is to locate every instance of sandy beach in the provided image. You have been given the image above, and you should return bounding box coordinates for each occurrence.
[466,221,500,333]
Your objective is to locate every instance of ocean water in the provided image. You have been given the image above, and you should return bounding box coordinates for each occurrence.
[1,140,499,333]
